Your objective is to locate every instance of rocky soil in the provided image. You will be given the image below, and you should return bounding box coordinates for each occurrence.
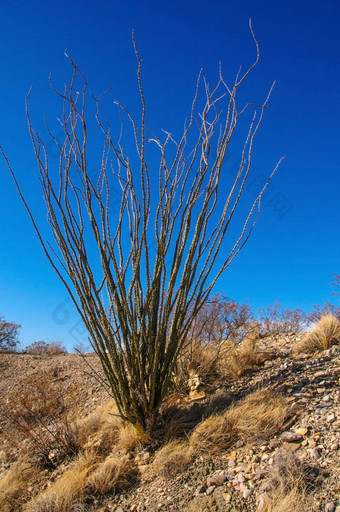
[0,335,339,511]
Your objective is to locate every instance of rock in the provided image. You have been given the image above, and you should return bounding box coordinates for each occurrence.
[195,484,206,495]
[297,427,308,436]
[254,470,267,481]
[222,492,231,503]
[206,472,228,486]
[282,441,301,452]
[243,489,253,499]
[281,431,302,442]
[257,494,270,511]
[325,504,335,512]
[309,448,321,459]
[327,413,336,423]
[206,485,215,495]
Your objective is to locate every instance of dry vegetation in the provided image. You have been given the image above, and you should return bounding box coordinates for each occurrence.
[1,299,339,511]
[294,314,340,354]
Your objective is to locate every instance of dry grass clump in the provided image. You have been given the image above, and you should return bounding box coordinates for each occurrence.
[76,401,128,455]
[294,314,340,354]
[87,455,139,495]
[190,412,237,454]
[26,452,96,512]
[190,389,289,454]
[153,440,192,478]
[264,486,313,512]
[0,461,40,512]
[217,336,270,380]
[227,389,289,444]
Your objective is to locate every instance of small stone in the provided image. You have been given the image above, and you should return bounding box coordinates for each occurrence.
[254,470,267,481]
[243,489,253,499]
[207,472,228,487]
[206,485,215,495]
[281,431,302,442]
[309,448,321,459]
[257,494,270,511]
[239,483,248,493]
[282,441,301,452]
[297,427,308,436]
[237,473,246,483]
[222,492,231,503]
[325,504,335,512]
[330,442,338,450]
[327,413,336,423]
[195,485,206,495]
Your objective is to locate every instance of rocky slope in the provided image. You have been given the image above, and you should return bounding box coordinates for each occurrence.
[0,336,339,512]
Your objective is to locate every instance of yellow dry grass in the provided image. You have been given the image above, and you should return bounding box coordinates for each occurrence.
[294,314,340,354]
[265,486,313,512]
[217,335,271,380]
[25,452,96,512]
[87,455,139,495]
[190,389,289,454]
[0,461,40,512]
[153,440,192,478]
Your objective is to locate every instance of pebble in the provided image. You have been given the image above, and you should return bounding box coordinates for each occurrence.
[206,485,215,495]
[280,431,302,442]
[325,504,335,512]
[243,489,253,499]
[309,448,321,459]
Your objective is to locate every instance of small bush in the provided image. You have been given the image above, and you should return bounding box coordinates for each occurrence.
[6,372,81,468]
[25,340,67,355]
[294,314,340,354]
[256,300,308,336]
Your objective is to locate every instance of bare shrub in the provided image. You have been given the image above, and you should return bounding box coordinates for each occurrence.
[153,440,192,478]
[308,300,340,323]
[294,314,340,353]
[6,371,81,468]
[257,300,308,336]
[2,21,283,435]
[25,340,67,355]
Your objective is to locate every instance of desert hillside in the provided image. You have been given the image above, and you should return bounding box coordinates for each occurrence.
[0,330,339,512]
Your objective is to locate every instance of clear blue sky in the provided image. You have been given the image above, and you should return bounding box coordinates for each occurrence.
[0,0,339,350]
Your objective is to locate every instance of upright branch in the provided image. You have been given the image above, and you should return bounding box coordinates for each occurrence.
[1,20,284,436]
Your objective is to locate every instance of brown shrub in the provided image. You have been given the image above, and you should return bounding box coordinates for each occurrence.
[294,314,340,354]
[5,372,81,468]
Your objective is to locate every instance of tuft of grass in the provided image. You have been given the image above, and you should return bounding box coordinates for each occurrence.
[264,486,313,512]
[0,461,41,512]
[26,452,96,512]
[87,455,139,495]
[190,389,289,454]
[294,314,340,354]
[217,335,271,380]
[153,440,192,478]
